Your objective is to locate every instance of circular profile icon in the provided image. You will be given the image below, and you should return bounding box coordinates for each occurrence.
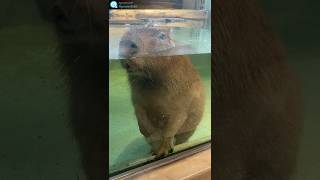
[110,1,118,9]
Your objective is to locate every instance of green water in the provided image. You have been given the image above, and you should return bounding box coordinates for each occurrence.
[109,53,211,173]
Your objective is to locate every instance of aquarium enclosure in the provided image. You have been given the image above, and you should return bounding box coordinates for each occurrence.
[109,0,211,176]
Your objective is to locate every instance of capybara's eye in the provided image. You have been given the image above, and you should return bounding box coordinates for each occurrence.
[158,33,167,40]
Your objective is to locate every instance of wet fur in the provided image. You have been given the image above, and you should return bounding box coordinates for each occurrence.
[213,0,302,179]
[122,55,205,156]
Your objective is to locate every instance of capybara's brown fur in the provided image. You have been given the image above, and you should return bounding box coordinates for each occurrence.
[119,28,205,156]
[213,0,302,179]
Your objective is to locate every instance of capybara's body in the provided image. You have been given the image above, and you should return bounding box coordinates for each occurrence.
[213,0,302,180]
[119,28,205,156]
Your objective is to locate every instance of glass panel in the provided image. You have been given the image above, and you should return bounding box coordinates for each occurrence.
[109,0,211,175]
[109,9,210,59]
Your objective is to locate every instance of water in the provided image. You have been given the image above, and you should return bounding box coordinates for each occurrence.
[109,53,211,173]
[108,8,211,173]
[109,26,211,59]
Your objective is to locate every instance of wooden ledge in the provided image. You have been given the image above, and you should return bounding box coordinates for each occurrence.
[133,149,211,180]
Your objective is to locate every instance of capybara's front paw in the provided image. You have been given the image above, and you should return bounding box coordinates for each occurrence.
[152,137,174,157]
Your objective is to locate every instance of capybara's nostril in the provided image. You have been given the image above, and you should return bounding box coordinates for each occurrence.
[119,40,137,49]
[130,43,138,49]
[119,40,139,58]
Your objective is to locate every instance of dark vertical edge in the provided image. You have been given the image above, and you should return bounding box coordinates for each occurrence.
[106,0,110,179]
[210,0,214,178]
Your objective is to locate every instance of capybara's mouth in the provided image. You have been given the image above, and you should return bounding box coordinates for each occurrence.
[122,60,146,77]
[121,59,137,73]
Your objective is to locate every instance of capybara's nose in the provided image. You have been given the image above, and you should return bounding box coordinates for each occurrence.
[119,40,139,58]
[119,40,138,49]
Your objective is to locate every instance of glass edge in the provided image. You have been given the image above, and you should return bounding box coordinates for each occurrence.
[109,140,211,179]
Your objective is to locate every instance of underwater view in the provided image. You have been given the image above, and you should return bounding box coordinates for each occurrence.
[109,53,211,173]
[108,2,211,174]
